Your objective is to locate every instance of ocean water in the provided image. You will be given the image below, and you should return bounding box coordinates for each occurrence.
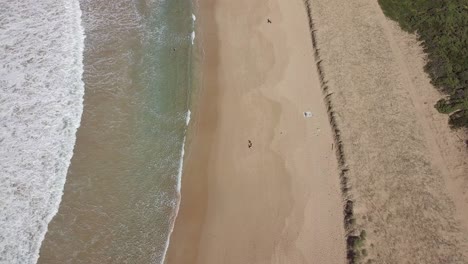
[0,0,85,263]
[1,0,194,263]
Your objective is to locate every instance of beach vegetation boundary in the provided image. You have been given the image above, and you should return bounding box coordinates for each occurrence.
[302,1,367,263]
[378,0,468,129]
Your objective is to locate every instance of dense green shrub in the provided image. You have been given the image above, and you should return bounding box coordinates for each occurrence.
[378,0,468,129]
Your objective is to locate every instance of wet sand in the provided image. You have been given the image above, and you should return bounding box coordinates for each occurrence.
[165,0,346,263]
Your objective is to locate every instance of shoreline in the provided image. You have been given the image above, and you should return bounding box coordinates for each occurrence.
[165,0,346,263]
[37,1,195,262]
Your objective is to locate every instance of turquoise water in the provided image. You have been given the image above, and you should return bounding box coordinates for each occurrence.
[38,0,194,263]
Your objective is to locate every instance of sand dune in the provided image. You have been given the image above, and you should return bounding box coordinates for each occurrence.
[308,0,468,262]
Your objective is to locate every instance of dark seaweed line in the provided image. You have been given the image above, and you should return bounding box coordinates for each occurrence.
[302,1,358,263]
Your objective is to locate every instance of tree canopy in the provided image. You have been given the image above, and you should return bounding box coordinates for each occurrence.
[379,0,468,128]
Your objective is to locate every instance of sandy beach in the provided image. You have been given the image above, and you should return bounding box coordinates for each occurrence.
[165,0,346,263]
[166,0,468,263]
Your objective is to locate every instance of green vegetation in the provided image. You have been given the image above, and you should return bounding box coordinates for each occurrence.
[378,0,468,129]
[348,230,369,263]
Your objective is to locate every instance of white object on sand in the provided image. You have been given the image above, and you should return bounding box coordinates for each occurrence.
[304,111,313,118]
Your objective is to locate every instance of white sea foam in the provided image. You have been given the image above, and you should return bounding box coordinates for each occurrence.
[160,109,191,264]
[186,109,192,126]
[0,0,85,263]
[191,13,196,45]
[177,110,191,193]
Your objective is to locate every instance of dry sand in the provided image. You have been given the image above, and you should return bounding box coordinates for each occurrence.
[307,0,468,262]
[166,0,468,262]
[165,0,346,263]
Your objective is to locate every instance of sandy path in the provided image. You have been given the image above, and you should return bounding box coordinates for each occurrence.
[165,0,346,263]
[378,15,468,232]
[308,0,468,262]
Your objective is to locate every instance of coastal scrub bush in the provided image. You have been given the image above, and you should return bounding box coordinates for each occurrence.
[378,0,468,128]
[347,230,368,263]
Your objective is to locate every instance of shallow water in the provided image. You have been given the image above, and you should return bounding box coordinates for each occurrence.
[38,0,193,263]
